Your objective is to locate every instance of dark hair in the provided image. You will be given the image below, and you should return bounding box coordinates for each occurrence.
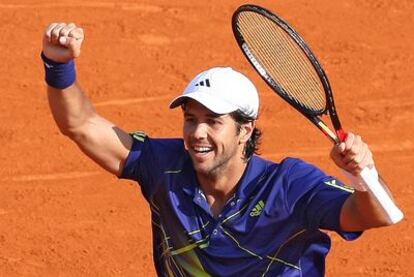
[230,110,262,161]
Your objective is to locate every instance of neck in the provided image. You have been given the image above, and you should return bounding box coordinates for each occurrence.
[197,157,248,217]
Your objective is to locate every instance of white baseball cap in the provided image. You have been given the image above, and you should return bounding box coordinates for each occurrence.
[169,67,259,119]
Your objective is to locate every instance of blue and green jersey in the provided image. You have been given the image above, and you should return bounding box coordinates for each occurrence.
[121,133,361,276]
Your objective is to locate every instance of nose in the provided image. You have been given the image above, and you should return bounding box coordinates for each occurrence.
[192,123,208,140]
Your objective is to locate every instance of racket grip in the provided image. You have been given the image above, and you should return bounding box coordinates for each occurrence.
[343,167,404,224]
[336,128,347,142]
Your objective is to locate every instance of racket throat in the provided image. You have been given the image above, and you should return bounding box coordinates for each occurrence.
[329,110,347,142]
[314,119,339,143]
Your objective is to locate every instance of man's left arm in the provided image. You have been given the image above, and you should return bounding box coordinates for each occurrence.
[330,133,403,231]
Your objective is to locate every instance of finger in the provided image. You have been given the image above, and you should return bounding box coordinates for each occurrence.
[358,146,374,169]
[58,36,80,54]
[344,135,364,162]
[58,24,77,47]
[343,132,355,152]
[58,36,70,46]
[349,135,362,154]
[346,142,375,175]
[354,143,368,164]
[335,142,346,154]
[44,22,59,42]
[68,27,84,41]
[65,28,84,57]
[343,135,362,161]
[346,146,367,170]
[357,149,370,169]
[330,146,347,169]
[51,23,66,44]
[59,23,76,38]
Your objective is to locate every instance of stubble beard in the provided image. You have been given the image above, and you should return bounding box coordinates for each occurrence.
[192,146,240,181]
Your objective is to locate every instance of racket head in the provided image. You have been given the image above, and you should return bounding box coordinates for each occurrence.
[232,4,335,117]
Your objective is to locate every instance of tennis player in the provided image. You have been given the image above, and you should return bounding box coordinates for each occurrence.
[41,23,402,276]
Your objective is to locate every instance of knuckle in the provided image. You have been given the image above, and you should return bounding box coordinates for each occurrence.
[59,28,68,36]
[52,27,61,36]
[46,22,57,31]
[356,164,364,171]
[350,146,358,155]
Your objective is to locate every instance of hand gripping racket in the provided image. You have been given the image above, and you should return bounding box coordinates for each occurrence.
[232,4,403,224]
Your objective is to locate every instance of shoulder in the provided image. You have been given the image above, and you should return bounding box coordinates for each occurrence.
[259,157,329,196]
[130,131,186,155]
[254,156,321,178]
[122,132,189,178]
[280,157,316,169]
[245,156,318,180]
[279,157,325,178]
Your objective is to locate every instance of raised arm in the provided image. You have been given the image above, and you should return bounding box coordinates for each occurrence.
[42,23,132,176]
[330,133,403,231]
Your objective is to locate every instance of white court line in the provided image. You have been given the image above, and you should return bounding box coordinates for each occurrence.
[95,95,173,107]
[0,2,162,11]
[94,93,276,107]
[1,171,102,182]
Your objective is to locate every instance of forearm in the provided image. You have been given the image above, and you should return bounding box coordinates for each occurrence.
[340,178,392,231]
[331,133,403,231]
[340,168,402,231]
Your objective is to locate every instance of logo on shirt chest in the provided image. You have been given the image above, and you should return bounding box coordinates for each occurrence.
[249,200,265,217]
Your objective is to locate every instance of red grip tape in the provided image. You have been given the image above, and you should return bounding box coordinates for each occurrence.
[336,128,347,142]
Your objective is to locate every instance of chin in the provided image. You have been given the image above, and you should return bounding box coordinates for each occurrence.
[192,162,210,174]
[190,159,214,176]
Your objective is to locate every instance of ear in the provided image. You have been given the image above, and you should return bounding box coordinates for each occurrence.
[239,121,255,144]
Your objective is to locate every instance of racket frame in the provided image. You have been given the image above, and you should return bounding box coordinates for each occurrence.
[232,4,404,224]
[232,4,346,143]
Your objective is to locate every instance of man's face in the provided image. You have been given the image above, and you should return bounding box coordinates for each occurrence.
[183,100,245,177]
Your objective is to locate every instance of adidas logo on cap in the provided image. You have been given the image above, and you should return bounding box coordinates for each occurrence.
[194,78,210,87]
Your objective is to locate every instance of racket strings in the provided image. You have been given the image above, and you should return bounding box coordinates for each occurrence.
[236,11,326,112]
[242,13,324,110]
[248,14,323,109]
[239,12,324,110]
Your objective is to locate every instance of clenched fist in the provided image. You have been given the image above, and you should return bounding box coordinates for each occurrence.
[42,23,84,63]
[330,132,375,175]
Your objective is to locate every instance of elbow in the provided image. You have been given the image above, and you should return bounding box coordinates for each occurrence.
[57,124,73,137]
[57,123,87,143]
[362,210,404,230]
[54,114,96,141]
[56,123,77,138]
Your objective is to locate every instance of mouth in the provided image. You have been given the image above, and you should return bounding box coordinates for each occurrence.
[190,145,214,161]
[193,146,213,154]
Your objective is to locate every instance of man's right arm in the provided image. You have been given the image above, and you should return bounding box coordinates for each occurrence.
[43,23,132,176]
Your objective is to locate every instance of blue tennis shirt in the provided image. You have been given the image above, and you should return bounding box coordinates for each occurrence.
[121,133,361,276]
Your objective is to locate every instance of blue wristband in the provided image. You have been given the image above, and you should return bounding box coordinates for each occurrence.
[41,52,76,89]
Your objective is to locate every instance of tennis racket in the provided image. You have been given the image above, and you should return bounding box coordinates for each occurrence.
[232,4,403,223]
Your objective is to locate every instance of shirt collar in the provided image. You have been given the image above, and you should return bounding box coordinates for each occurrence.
[235,155,269,200]
[182,155,269,200]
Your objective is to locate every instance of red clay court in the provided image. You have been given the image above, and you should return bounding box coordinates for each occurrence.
[0,0,413,275]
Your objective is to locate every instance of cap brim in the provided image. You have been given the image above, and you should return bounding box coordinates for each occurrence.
[169,91,239,115]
